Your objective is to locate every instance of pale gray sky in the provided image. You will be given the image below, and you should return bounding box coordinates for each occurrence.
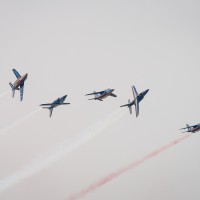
[0,0,199,200]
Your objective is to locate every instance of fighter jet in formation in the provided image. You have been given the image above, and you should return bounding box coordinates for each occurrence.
[40,95,70,117]
[180,123,200,133]
[9,69,28,101]
[120,85,149,117]
[85,88,117,101]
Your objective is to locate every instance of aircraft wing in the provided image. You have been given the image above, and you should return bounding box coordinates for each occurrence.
[20,83,24,101]
[131,86,139,117]
[134,97,139,117]
[109,93,117,97]
[131,85,139,99]
[12,69,21,79]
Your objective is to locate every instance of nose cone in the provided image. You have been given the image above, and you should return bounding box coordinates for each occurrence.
[144,89,149,96]
[110,89,114,92]
[24,73,28,79]
[62,95,67,100]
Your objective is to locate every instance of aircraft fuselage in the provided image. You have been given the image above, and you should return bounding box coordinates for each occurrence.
[128,89,149,107]
[14,74,28,89]
[51,95,67,108]
[95,89,114,100]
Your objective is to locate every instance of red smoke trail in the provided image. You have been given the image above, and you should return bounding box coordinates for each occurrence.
[68,134,190,200]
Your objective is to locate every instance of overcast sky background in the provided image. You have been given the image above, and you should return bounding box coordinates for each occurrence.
[0,0,199,200]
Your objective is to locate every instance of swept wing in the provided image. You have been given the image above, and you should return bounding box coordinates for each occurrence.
[13,69,21,79]
[20,83,24,101]
[128,99,132,114]
[131,85,139,117]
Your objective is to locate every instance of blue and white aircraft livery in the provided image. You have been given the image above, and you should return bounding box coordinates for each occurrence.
[120,85,149,117]
[40,95,70,117]
[9,69,28,101]
[85,88,117,101]
[180,123,200,133]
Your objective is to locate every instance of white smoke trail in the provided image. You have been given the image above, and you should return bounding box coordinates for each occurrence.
[0,91,9,99]
[0,108,41,137]
[0,109,125,193]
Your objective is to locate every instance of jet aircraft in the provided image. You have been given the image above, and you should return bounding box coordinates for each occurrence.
[180,123,200,133]
[85,88,117,101]
[40,95,70,117]
[120,85,149,117]
[9,69,28,101]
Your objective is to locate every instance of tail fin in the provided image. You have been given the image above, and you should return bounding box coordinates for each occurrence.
[49,108,53,117]
[186,124,191,131]
[41,107,53,117]
[128,99,132,114]
[9,82,15,98]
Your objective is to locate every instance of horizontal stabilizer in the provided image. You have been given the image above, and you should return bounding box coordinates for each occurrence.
[9,82,14,89]
[120,99,131,108]
[40,103,52,106]
[128,99,132,114]
[9,82,15,98]
[120,104,129,107]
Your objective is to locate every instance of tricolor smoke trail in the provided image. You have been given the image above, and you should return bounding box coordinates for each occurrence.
[0,108,41,136]
[68,134,190,200]
[0,109,125,193]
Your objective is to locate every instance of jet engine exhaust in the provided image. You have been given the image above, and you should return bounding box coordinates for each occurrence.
[67,134,190,200]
